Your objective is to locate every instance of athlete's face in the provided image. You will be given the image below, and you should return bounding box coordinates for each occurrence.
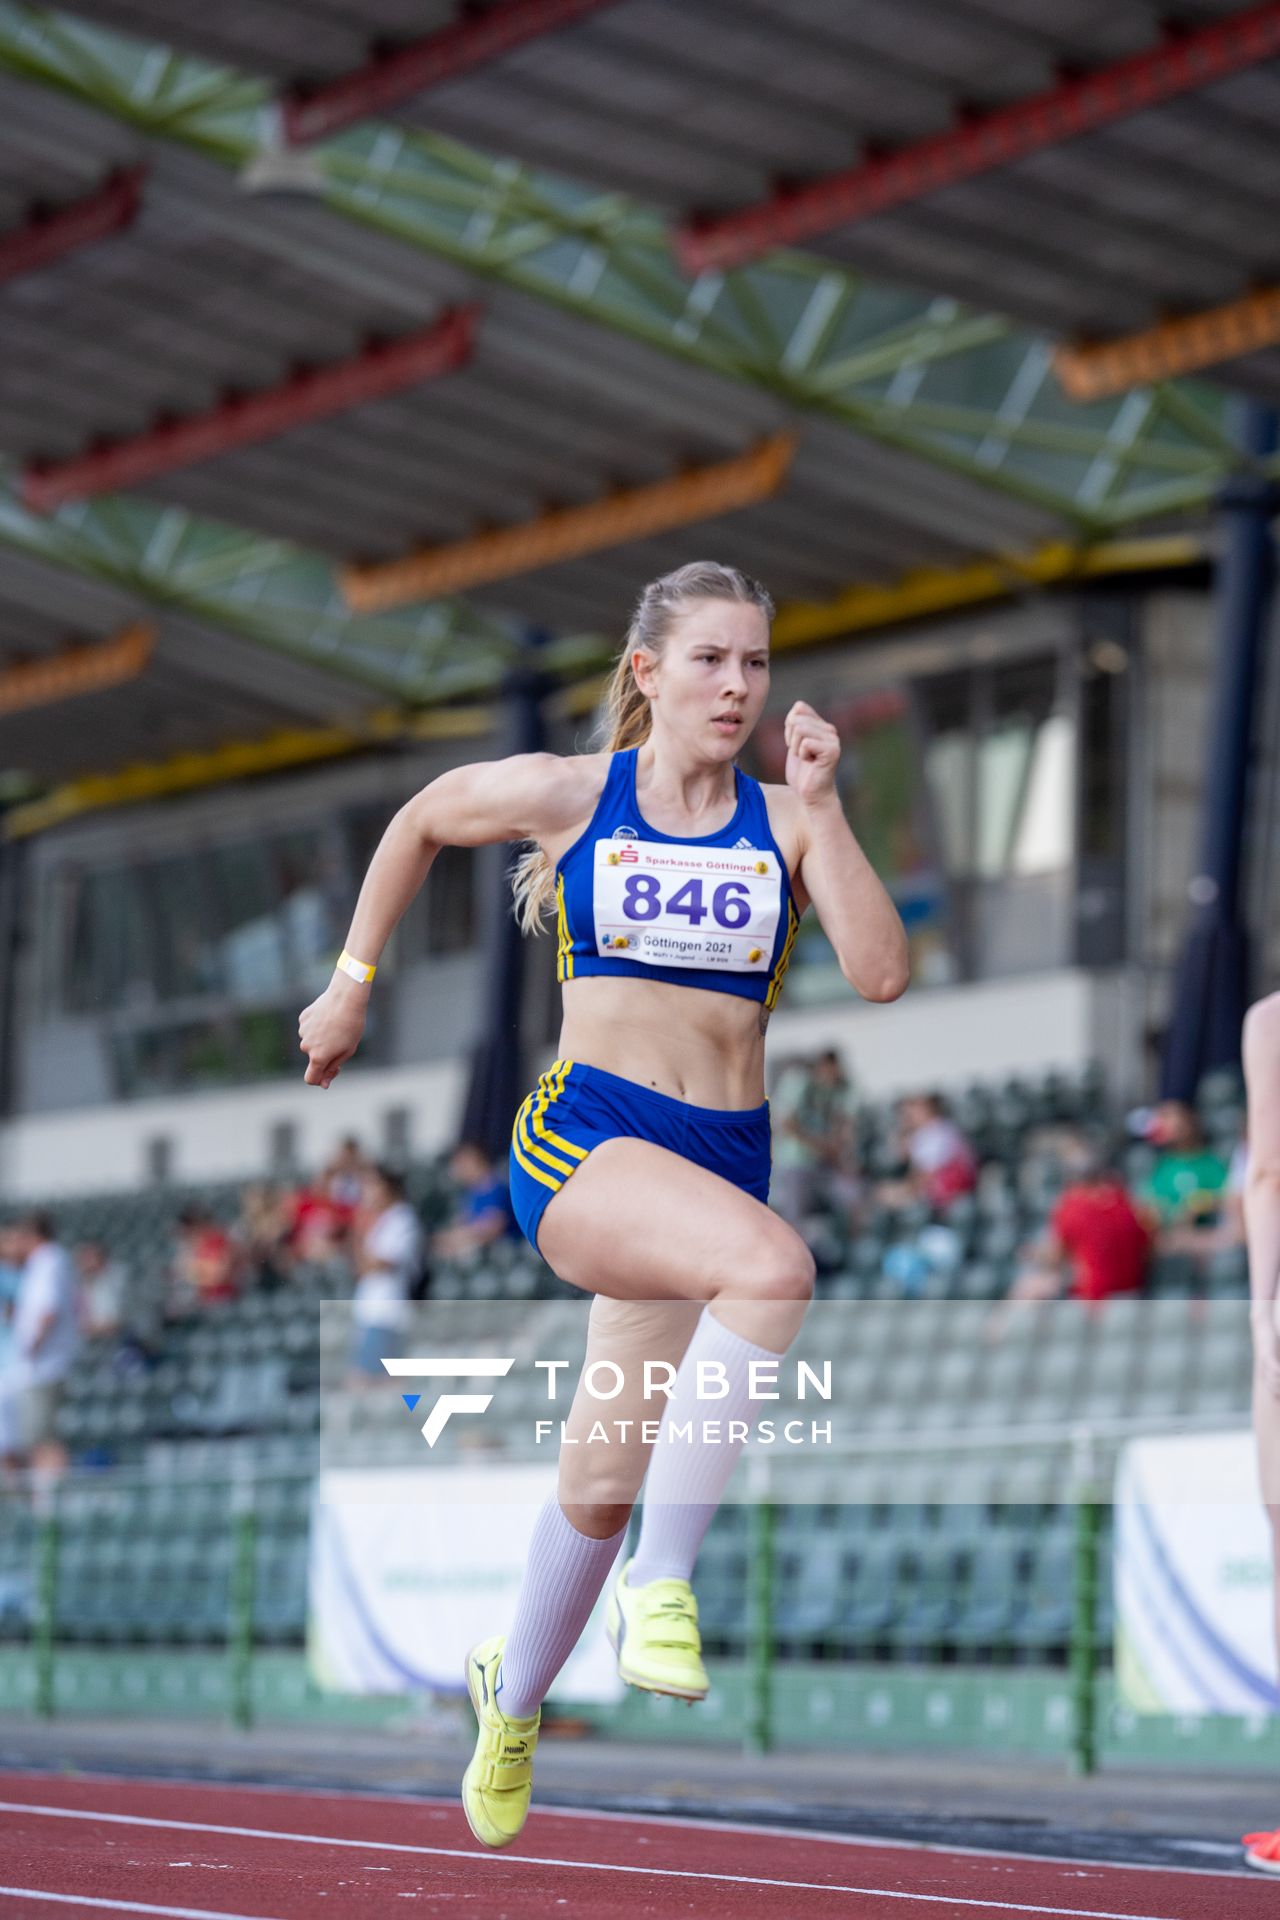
[641,599,771,756]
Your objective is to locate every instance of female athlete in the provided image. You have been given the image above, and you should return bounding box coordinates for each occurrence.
[298,560,909,1848]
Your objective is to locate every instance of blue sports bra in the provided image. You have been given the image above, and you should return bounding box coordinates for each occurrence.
[552,748,800,1007]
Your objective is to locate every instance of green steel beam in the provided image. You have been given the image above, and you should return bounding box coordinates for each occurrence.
[1,4,1274,537]
[0,468,596,705]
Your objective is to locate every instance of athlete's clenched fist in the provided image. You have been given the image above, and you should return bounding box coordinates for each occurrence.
[783,700,840,807]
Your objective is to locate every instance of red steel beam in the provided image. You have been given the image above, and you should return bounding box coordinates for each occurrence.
[677,2,1280,274]
[283,0,617,146]
[0,168,144,286]
[21,304,480,513]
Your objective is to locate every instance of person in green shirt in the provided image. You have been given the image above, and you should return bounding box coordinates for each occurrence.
[1139,1099,1228,1231]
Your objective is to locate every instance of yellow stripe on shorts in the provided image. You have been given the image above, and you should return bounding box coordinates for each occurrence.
[517,1091,575,1178]
[511,1091,564,1191]
[530,1059,587,1164]
[512,1128,562,1192]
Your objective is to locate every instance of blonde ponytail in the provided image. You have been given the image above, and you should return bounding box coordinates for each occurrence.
[510,561,773,935]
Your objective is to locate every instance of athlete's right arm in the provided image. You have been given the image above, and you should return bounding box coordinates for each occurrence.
[298,752,589,1088]
[1244,991,1280,1399]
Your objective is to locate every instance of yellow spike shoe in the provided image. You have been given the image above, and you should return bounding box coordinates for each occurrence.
[605,1557,709,1703]
[461,1634,541,1849]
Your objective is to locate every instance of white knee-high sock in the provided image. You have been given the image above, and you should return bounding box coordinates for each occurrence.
[629,1307,779,1588]
[496,1496,629,1720]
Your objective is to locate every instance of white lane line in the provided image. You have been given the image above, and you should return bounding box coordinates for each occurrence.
[0,1799,1199,1917]
[0,1772,1247,1883]
[0,1891,286,1920]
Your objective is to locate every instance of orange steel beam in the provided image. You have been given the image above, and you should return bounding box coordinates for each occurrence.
[0,621,154,715]
[343,433,797,612]
[1055,287,1280,400]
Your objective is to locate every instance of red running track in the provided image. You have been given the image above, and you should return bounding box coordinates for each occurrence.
[0,1770,1263,1918]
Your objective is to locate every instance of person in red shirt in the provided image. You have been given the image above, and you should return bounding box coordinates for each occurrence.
[288,1169,356,1267]
[1007,1150,1150,1307]
[170,1206,241,1313]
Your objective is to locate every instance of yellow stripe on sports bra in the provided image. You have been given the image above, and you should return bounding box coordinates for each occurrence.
[765,900,800,1012]
[556,874,574,982]
[530,1059,587,1163]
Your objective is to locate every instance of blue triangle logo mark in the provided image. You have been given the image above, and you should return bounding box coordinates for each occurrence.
[401,1393,421,1412]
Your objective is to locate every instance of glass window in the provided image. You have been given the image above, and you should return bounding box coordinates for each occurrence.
[239,1008,297,1080]
[271,828,345,996]
[975,657,1069,879]
[917,672,974,876]
[426,844,476,955]
[145,855,219,1000]
[66,866,158,1013]
[1011,713,1075,874]
[208,842,287,1001]
[112,1016,244,1099]
[747,686,959,990]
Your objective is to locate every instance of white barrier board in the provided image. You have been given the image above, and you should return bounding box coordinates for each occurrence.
[309,1464,625,1701]
[1115,1428,1278,1714]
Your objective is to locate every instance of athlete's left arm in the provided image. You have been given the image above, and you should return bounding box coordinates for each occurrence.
[782,700,910,1004]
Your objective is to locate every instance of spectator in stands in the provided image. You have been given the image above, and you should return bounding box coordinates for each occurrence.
[170,1205,241,1316]
[349,1165,424,1386]
[324,1135,372,1210]
[2,1213,80,1489]
[432,1142,517,1261]
[74,1240,127,1343]
[877,1092,978,1212]
[770,1048,862,1229]
[1137,1099,1230,1265]
[288,1168,356,1272]
[1005,1148,1151,1309]
[237,1181,295,1289]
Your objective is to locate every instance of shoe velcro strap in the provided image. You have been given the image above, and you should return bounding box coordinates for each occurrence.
[479,1756,533,1791]
[642,1619,702,1653]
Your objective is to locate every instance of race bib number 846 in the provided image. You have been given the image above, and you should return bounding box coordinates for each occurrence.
[592,840,782,972]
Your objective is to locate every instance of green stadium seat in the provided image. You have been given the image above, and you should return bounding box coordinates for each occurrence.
[950,1533,1023,1656]
[1012,1525,1075,1659]
[774,1539,841,1643]
[890,1532,961,1656]
[834,1537,903,1653]
[694,1544,748,1641]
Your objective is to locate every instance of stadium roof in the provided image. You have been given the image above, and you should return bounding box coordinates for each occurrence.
[0,0,1277,801]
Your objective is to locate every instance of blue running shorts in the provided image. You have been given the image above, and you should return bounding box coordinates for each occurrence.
[509,1057,771,1255]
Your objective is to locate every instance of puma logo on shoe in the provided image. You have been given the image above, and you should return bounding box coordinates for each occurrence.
[474,1658,489,1708]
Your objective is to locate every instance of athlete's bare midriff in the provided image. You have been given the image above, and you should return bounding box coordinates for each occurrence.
[539,750,808,1110]
[556,975,768,1107]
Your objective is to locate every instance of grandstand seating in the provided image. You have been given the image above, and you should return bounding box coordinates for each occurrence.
[0,1062,1251,1667]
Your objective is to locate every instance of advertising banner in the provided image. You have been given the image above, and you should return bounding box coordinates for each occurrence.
[309,1463,626,1701]
[1115,1429,1279,1715]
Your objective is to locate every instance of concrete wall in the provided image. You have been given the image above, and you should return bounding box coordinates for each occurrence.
[0,967,1135,1197]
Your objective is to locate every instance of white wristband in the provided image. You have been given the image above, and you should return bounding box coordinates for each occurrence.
[336,948,376,985]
